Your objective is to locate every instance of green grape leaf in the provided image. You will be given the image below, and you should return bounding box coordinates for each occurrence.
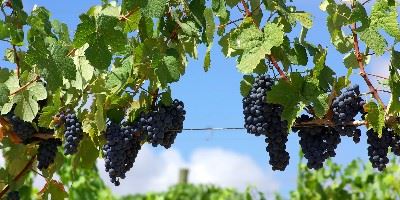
[226,0,240,7]
[123,9,141,32]
[73,44,94,91]
[0,20,9,39]
[312,48,335,90]
[10,79,47,122]
[106,56,133,93]
[51,20,71,43]
[250,0,263,25]
[39,180,68,200]
[73,14,96,47]
[204,47,212,72]
[95,94,106,133]
[204,8,215,72]
[73,137,99,169]
[343,52,359,69]
[325,3,353,53]
[236,23,284,74]
[387,68,400,115]
[267,74,303,128]
[38,90,61,128]
[142,0,168,18]
[359,27,387,56]
[85,38,112,70]
[364,101,385,137]
[391,49,400,70]
[370,0,400,40]
[240,75,255,97]
[212,0,228,20]
[155,50,181,87]
[0,68,11,83]
[0,84,9,109]
[290,12,313,29]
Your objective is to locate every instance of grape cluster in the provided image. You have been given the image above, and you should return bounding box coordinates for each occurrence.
[367,129,392,171]
[160,100,186,149]
[332,85,365,142]
[103,122,142,186]
[242,75,274,136]
[5,113,35,143]
[265,121,290,171]
[135,99,186,147]
[242,75,290,171]
[37,138,62,170]
[390,133,400,156]
[293,115,341,170]
[57,110,83,155]
[7,191,20,200]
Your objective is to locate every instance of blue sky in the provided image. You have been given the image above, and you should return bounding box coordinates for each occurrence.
[1,0,394,197]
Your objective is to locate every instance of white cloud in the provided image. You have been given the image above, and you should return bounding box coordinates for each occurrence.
[0,146,279,197]
[98,146,279,196]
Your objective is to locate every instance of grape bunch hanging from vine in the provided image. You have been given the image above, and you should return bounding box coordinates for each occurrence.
[0,0,398,198]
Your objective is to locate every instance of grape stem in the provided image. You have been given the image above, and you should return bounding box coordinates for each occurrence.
[0,155,36,198]
[350,9,385,108]
[9,75,40,96]
[218,18,244,28]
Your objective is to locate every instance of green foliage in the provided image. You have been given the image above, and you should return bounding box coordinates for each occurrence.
[0,0,398,198]
[290,156,400,200]
[119,184,265,200]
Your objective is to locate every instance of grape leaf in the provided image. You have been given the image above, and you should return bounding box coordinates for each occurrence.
[39,180,68,200]
[235,23,284,74]
[343,52,359,69]
[0,84,9,109]
[370,0,400,40]
[387,68,400,115]
[73,138,99,169]
[359,27,387,56]
[73,44,94,91]
[106,56,133,93]
[240,75,255,97]
[364,101,385,137]
[204,8,215,72]
[95,94,106,133]
[290,12,313,29]
[85,38,112,70]
[325,3,353,53]
[142,0,168,18]
[155,49,181,87]
[267,74,303,128]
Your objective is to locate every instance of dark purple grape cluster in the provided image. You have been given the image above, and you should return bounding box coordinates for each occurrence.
[135,99,186,147]
[7,191,19,200]
[293,115,341,170]
[160,100,186,149]
[103,122,142,186]
[332,85,365,142]
[390,133,400,156]
[5,113,35,143]
[57,110,83,155]
[242,75,274,136]
[242,75,290,171]
[37,138,62,170]
[367,129,392,171]
[265,122,290,171]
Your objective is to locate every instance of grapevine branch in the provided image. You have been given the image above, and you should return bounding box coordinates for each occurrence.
[9,75,40,96]
[351,23,385,108]
[0,155,37,198]
[268,55,289,81]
